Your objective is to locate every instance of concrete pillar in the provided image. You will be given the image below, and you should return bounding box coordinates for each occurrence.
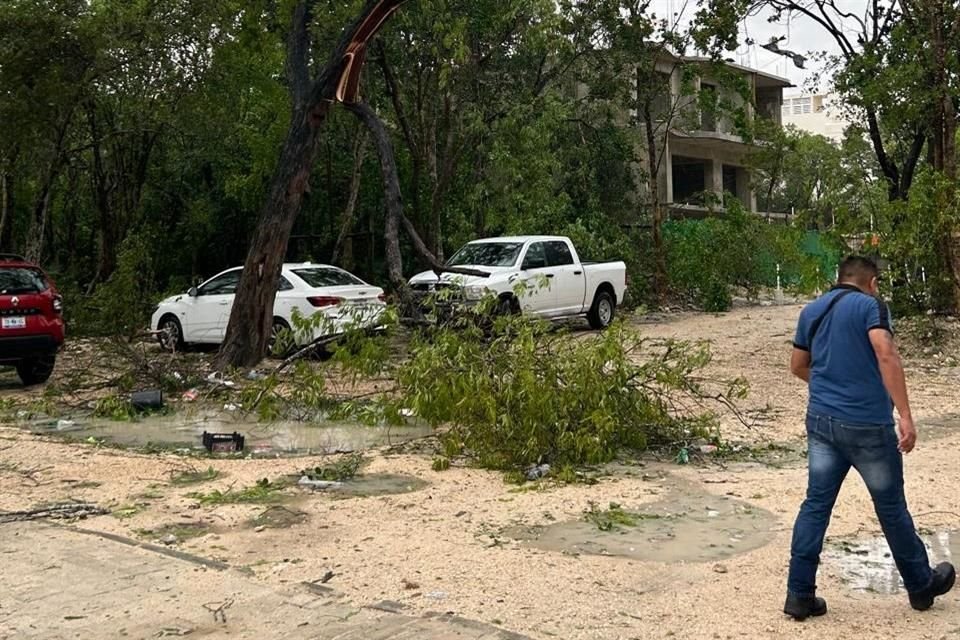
[664,143,674,205]
[710,157,724,201]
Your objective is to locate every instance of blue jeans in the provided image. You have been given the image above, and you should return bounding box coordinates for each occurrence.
[788,414,932,597]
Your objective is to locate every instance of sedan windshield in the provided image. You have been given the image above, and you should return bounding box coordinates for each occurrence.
[447,242,522,267]
[293,268,364,288]
[0,268,47,295]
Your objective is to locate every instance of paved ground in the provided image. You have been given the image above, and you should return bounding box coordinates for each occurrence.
[0,521,531,640]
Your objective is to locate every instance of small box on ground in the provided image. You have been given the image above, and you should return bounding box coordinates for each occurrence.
[202,431,245,453]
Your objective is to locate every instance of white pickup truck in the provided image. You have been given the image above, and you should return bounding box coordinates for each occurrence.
[408,236,627,329]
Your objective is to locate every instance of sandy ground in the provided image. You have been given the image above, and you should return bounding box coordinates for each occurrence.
[2,303,960,640]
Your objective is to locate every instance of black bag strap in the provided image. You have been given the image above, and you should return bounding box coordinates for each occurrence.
[807,289,857,360]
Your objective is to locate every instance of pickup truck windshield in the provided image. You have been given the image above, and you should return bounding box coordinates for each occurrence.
[0,267,47,295]
[447,242,522,267]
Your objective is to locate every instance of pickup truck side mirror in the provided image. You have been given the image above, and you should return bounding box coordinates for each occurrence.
[187,287,198,297]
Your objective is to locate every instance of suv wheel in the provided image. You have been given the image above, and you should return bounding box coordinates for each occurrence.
[158,315,185,352]
[17,355,56,386]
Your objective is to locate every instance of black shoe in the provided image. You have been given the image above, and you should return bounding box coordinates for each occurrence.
[784,593,828,620]
[909,562,956,611]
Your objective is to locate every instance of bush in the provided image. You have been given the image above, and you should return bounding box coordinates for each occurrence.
[70,232,159,337]
[383,310,745,471]
[663,202,832,310]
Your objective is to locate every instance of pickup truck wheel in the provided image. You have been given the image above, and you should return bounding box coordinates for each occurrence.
[17,355,56,386]
[157,315,185,352]
[588,290,616,330]
[495,296,518,316]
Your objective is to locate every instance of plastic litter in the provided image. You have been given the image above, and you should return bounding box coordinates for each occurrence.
[206,373,236,388]
[182,389,199,402]
[525,463,551,481]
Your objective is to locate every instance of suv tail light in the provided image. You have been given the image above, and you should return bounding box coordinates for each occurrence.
[53,295,63,314]
[308,296,342,308]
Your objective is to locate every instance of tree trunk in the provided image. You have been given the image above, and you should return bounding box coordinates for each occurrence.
[643,103,667,304]
[347,102,489,285]
[24,182,53,263]
[345,102,406,291]
[215,104,332,368]
[331,129,368,269]
[927,0,960,310]
[216,0,409,369]
[0,170,12,251]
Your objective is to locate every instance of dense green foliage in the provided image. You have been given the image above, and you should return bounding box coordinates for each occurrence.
[0,0,957,333]
[385,311,741,471]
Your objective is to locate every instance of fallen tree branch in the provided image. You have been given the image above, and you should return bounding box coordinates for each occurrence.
[0,502,109,524]
[274,333,347,374]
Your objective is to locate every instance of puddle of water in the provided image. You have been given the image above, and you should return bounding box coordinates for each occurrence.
[505,479,776,563]
[823,531,960,594]
[29,412,433,456]
[296,473,428,498]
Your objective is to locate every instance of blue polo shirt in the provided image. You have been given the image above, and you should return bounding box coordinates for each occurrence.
[793,284,895,425]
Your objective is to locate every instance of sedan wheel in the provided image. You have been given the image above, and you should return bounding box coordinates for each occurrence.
[158,316,184,352]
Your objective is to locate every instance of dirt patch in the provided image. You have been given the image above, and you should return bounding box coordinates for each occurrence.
[138,520,212,544]
[297,472,429,498]
[250,506,308,529]
[505,475,776,563]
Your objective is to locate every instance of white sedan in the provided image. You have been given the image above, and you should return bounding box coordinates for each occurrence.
[151,263,386,351]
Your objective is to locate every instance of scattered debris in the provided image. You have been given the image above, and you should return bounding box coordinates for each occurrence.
[202,431,245,453]
[202,599,234,624]
[205,373,236,388]
[425,591,447,600]
[169,466,221,486]
[160,534,178,545]
[402,578,420,590]
[319,570,335,584]
[0,502,109,524]
[525,463,550,481]
[301,454,364,482]
[181,389,199,402]
[130,389,164,411]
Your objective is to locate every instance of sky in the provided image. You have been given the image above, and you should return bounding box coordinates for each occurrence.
[649,1,871,96]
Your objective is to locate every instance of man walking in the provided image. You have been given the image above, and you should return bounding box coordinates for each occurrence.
[784,256,955,619]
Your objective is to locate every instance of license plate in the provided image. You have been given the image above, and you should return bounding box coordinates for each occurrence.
[1,317,25,330]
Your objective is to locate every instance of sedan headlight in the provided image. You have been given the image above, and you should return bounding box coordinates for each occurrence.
[463,285,487,301]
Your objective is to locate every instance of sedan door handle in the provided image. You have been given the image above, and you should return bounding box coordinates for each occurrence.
[545,273,555,279]
[573,270,583,275]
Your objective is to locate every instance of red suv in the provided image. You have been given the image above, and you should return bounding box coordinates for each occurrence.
[0,254,65,385]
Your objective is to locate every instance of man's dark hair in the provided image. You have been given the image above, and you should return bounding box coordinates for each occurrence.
[838,255,879,285]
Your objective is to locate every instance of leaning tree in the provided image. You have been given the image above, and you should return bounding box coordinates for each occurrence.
[216,0,408,369]
[217,0,488,368]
